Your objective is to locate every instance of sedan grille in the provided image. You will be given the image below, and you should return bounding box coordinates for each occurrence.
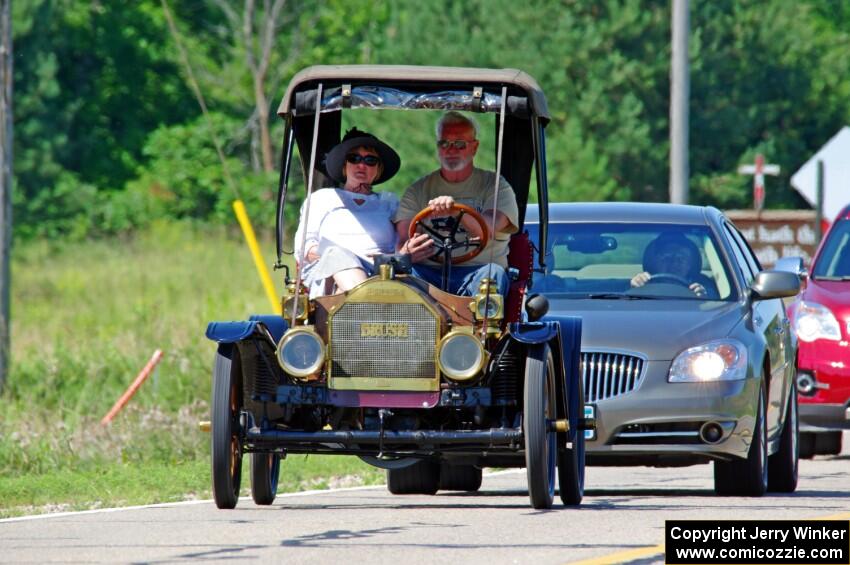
[330,302,437,380]
[581,351,646,402]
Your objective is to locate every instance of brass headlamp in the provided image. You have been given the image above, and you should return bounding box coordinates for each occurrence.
[282,281,309,323]
[470,277,503,335]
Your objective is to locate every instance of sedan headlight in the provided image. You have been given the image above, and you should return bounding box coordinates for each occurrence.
[668,339,747,382]
[793,301,841,343]
[437,330,487,381]
[276,328,325,378]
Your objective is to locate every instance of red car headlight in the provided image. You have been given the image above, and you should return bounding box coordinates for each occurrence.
[793,301,841,343]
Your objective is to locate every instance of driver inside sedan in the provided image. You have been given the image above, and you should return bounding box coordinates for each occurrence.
[394,111,518,297]
[630,233,718,298]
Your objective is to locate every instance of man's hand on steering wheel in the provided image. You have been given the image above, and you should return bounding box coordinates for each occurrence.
[427,195,457,218]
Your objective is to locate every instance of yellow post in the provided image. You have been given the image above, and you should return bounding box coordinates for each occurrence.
[232,200,281,314]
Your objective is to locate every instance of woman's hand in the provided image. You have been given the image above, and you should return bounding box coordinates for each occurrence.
[306,244,320,263]
[400,233,434,263]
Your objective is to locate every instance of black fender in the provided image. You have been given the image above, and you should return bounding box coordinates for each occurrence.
[509,321,559,345]
[553,316,583,442]
[248,315,288,343]
[508,319,582,437]
[206,316,288,346]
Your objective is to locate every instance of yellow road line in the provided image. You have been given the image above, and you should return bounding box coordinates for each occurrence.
[565,544,664,565]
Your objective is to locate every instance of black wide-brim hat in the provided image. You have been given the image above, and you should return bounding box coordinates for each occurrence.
[324,128,401,186]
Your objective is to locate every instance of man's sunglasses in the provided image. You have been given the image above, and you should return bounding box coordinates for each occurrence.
[346,154,380,166]
[436,139,474,150]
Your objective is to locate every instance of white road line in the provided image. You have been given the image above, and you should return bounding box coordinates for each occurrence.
[0,469,523,523]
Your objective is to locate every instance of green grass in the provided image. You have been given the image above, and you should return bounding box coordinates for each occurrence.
[0,455,385,519]
[1,221,384,517]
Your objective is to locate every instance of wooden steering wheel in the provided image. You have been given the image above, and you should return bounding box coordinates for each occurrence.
[408,203,490,264]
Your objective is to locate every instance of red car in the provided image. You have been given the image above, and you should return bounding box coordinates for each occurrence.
[788,204,850,457]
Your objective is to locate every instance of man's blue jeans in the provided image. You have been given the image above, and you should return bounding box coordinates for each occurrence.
[411,263,508,297]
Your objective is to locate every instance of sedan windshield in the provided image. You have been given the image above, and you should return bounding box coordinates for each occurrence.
[528,222,736,300]
[811,220,850,279]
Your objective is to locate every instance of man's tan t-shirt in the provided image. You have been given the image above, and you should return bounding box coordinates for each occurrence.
[394,167,519,267]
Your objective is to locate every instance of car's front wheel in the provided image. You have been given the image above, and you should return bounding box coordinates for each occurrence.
[524,344,556,509]
[767,381,798,492]
[714,382,767,497]
[211,347,243,509]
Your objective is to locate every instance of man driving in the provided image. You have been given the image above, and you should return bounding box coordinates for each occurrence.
[395,111,518,296]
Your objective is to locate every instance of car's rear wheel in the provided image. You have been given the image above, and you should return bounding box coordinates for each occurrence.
[524,344,556,509]
[438,463,482,491]
[250,452,280,505]
[387,460,440,494]
[714,383,767,497]
[768,382,798,492]
[211,347,243,509]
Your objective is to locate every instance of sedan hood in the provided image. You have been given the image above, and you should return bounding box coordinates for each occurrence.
[546,298,746,361]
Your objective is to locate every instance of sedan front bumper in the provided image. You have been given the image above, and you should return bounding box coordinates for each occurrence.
[586,360,761,464]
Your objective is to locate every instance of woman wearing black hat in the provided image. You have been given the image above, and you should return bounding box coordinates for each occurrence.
[294,128,401,297]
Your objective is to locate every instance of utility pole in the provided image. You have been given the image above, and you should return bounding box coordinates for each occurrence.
[0,0,12,391]
[669,0,690,204]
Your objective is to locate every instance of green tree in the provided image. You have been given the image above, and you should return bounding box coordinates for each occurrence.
[12,0,195,238]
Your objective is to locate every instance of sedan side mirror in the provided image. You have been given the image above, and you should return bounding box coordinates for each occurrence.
[750,270,801,301]
[773,256,808,282]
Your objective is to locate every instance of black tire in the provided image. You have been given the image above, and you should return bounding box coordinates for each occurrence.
[799,432,816,459]
[768,382,798,492]
[250,452,280,505]
[817,431,843,456]
[558,350,585,506]
[438,464,482,492]
[524,344,556,510]
[211,348,243,509]
[387,460,440,495]
[714,383,767,497]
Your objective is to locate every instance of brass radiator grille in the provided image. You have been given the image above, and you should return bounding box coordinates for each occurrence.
[330,302,437,379]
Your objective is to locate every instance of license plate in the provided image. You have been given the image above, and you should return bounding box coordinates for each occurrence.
[584,404,596,441]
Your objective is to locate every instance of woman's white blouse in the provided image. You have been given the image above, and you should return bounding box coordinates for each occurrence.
[294,188,398,265]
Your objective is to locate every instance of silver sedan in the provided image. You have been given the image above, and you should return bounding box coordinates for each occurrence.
[526,202,800,496]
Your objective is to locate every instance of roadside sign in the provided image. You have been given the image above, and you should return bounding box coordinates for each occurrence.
[738,154,780,212]
[791,126,850,222]
[725,209,818,267]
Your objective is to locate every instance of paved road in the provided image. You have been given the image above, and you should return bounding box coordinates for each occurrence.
[3,433,849,565]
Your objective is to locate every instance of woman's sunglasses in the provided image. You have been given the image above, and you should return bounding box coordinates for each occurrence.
[346,154,380,166]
